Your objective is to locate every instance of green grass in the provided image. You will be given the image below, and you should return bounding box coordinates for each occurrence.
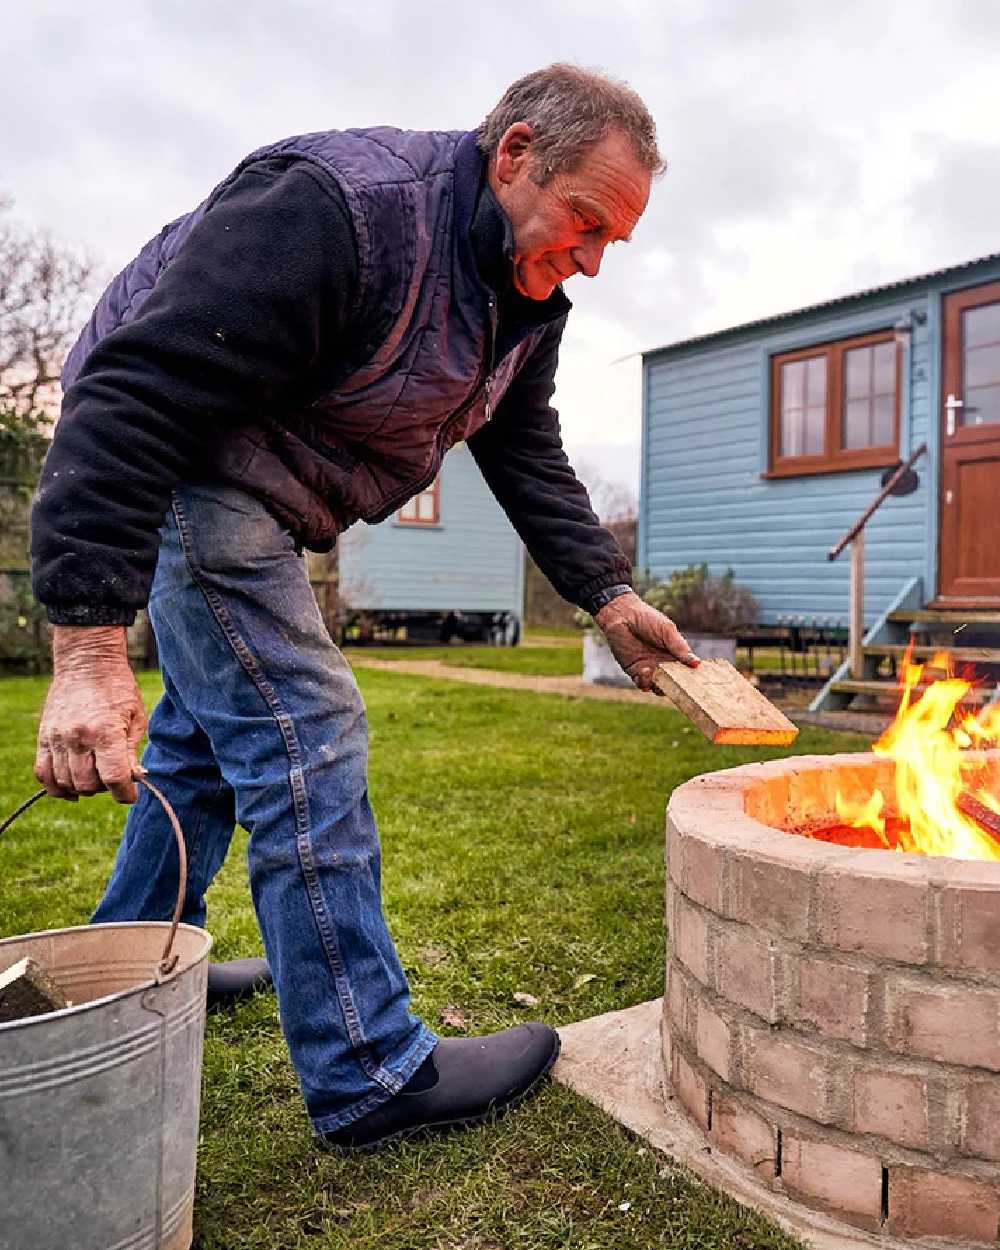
[0,670,868,1249]
[346,642,584,677]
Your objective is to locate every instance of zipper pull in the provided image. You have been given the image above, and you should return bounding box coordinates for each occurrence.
[485,375,494,421]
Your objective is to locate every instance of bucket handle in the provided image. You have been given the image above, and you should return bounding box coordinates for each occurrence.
[0,778,188,981]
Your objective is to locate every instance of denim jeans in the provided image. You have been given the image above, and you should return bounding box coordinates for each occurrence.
[92,483,437,1131]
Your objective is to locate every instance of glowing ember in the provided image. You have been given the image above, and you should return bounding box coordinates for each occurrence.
[833,646,1000,860]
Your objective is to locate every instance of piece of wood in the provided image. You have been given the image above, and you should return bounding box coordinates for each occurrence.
[957,791,1000,849]
[0,956,70,1023]
[652,658,799,746]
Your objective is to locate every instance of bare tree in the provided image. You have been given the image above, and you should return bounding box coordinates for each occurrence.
[574,459,638,563]
[0,195,100,424]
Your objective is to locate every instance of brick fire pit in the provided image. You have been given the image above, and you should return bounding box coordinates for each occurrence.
[665,751,1000,1246]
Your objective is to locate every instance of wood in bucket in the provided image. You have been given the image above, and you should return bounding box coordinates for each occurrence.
[0,777,188,985]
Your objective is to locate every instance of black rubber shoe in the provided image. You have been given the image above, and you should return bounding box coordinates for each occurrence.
[206,957,273,1011]
[318,1023,561,1153]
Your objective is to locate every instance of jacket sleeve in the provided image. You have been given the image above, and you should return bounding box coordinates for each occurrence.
[467,316,633,612]
[31,158,358,625]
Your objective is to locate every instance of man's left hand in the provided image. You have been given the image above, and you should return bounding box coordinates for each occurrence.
[594,591,699,694]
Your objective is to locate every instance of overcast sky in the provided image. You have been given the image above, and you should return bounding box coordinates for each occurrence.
[4,0,999,496]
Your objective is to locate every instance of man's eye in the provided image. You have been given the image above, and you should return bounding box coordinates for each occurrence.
[573,211,599,233]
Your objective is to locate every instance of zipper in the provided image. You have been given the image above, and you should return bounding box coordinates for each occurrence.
[369,293,499,520]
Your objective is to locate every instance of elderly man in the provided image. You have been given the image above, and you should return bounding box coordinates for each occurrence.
[30,64,696,1150]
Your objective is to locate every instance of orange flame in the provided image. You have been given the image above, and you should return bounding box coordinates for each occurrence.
[834,644,1000,860]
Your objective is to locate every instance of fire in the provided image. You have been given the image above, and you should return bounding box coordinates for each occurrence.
[834,645,1000,860]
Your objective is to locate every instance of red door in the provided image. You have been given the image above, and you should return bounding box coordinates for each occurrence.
[938,281,1000,603]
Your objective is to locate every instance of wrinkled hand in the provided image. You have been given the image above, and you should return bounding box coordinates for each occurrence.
[35,625,148,803]
[595,591,699,694]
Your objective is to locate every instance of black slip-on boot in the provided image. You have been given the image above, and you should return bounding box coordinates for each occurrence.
[318,1023,561,1153]
[206,957,273,1011]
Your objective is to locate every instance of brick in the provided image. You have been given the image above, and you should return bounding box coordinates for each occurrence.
[727,848,811,942]
[885,977,1000,1071]
[792,955,871,1046]
[694,994,732,1081]
[711,1091,775,1173]
[682,831,726,912]
[963,1077,1000,1161]
[672,893,711,985]
[781,1132,882,1225]
[937,879,1000,975]
[853,1067,928,1149]
[743,772,791,829]
[714,921,781,1023]
[672,1046,710,1130]
[889,1166,1000,1241]
[665,961,693,1040]
[744,1029,844,1124]
[816,855,930,964]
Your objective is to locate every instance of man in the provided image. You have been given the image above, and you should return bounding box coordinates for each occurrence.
[30,64,696,1151]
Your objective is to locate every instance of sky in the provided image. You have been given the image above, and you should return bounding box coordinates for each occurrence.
[4,0,1000,498]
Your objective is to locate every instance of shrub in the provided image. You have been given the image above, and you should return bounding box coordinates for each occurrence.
[639,564,758,635]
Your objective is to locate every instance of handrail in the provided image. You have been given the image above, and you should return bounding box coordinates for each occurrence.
[827,442,928,562]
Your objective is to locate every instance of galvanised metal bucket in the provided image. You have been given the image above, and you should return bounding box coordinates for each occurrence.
[0,783,212,1250]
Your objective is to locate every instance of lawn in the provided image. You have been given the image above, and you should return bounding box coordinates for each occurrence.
[0,670,868,1249]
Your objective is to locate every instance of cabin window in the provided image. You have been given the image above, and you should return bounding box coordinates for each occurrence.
[397,478,440,525]
[769,330,900,476]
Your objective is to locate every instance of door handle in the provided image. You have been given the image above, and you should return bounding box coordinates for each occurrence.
[945,393,964,437]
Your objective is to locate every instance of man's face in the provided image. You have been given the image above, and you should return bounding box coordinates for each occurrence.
[490,124,652,301]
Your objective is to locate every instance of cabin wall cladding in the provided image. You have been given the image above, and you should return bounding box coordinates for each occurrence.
[641,292,934,627]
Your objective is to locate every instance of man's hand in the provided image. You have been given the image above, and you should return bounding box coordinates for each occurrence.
[35,625,148,803]
[595,591,699,694]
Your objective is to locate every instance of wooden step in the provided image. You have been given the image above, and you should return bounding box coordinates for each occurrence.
[864,644,1000,663]
[889,610,1000,626]
[831,679,994,704]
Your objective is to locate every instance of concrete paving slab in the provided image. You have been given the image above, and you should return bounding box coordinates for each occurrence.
[554,999,928,1250]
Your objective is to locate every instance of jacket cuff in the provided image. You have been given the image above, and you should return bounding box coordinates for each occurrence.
[46,605,138,627]
[578,581,634,617]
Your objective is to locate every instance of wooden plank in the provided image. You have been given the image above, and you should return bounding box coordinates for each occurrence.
[651,658,799,746]
[0,957,69,1023]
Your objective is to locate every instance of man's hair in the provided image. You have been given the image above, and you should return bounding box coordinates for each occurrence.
[477,64,665,182]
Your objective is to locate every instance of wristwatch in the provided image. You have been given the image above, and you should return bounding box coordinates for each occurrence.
[583,583,633,616]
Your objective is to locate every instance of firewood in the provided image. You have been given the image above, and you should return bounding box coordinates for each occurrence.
[957,792,1000,849]
[652,658,799,746]
[0,957,70,1023]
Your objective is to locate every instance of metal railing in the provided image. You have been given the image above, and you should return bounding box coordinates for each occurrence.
[827,442,927,678]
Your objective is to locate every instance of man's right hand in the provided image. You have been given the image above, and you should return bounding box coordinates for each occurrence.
[35,625,148,804]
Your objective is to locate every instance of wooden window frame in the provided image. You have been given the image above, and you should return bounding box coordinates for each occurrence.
[396,477,441,526]
[766,328,902,478]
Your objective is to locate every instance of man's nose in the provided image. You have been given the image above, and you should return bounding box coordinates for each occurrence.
[571,235,606,279]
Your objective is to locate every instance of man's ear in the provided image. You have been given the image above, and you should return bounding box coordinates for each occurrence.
[494,122,535,185]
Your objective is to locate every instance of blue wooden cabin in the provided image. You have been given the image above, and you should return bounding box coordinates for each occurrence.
[638,254,1000,709]
[337,442,524,644]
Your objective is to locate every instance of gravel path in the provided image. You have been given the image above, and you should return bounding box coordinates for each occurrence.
[349,656,885,737]
[348,656,656,704]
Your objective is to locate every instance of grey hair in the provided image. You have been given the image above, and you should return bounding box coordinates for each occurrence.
[476,63,665,182]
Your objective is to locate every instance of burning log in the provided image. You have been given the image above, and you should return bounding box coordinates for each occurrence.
[956,792,1000,850]
[0,957,70,1023]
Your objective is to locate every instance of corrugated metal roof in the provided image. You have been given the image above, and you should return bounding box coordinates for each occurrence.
[642,251,1000,360]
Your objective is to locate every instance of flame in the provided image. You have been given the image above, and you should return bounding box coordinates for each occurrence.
[833,643,1000,860]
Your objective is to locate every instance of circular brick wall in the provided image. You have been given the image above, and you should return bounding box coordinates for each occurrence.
[665,751,1000,1246]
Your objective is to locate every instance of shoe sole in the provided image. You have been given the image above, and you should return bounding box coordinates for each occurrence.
[319,1031,562,1154]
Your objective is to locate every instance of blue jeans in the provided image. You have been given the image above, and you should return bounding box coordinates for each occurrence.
[92,483,437,1132]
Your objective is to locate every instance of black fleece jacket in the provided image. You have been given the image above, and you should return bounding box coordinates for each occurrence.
[31,158,632,623]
